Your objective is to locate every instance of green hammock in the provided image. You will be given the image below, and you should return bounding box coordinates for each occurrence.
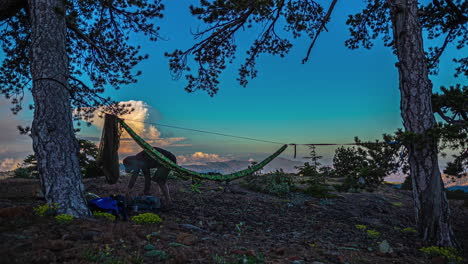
[117,117,288,182]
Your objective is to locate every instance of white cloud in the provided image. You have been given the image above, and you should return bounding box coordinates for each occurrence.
[85,100,190,155]
[177,152,228,165]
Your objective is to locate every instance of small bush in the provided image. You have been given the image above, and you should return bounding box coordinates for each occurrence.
[332,135,403,191]
[13,167,36,179]
[55,214,74,224]
[401,227,417,234]
[355,224,367,230]
[131,213,162,224]
[366,229,380,239]
[93,211,116,221]
[242,169,293,197]
[420,246,463,263]
[302,184,337,198]
[34,203,58,217]
[190,183,203,193]
[144,250,168,260]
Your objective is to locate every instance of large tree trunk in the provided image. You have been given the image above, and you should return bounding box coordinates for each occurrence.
[390,0,457,246]
[28,0,89,217]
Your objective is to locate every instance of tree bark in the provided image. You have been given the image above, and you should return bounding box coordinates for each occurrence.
[389,0,457,246]
[28,0,89,217]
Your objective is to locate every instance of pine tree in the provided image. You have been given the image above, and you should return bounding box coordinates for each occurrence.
[0,0,164,216]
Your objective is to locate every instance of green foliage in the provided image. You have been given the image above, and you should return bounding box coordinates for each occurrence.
[13,154,38,178]
[93,211,116,221]
[34,203,58,217]
[233,253,265,264]
[12,167,36,179]
[190,183,203,194]
[366,229,380,239]
[144,250,168,260]
[15,139,102,178]
[143,244,155,251]
[235,221,245,237]
[211,254,226,264]
[301,184,336,198]
[420,246,463,263]
[245,169,294,197]
[82,249,103,262]
[131,213,162,224]
[401,227,417,234]
[332,135,404,191]
[55,214,74,224]
[81,245,129,264]
[0,0,164,119]
[355,224,367,231]
[296,146,327,184]
[355,223,380,239]
[433,85,467,178]
[78,139,104,178]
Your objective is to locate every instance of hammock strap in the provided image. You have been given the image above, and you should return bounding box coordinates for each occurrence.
[117,116,287,181]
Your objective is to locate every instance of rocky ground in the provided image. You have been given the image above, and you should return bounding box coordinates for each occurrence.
[0,176,467,264]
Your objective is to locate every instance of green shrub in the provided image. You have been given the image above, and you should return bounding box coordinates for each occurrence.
[144,250,168,260]
[13,167,36,179]
[366,229,380,239]
[242,169,294,197]
[131,213,162,224]
[332,135,403,191]
[420,246,463,263]
[401,227,417,234]
[34,203,58,217]
[190,183,203,193]
[55,214,74,224]
[302,184,337,198]
[93,211,116,221]
[355,224,367,230]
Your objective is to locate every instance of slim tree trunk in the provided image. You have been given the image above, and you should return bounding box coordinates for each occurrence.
[389,0,456,246]
[28,0,89,217]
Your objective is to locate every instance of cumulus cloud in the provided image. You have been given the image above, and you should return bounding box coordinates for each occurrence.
[177,152,228,165]
[85,100,190,155]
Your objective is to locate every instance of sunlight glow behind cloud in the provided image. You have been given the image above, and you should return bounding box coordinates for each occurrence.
[87,100,190,155]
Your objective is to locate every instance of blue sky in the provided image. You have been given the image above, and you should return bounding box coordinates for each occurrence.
[0,0,465,170]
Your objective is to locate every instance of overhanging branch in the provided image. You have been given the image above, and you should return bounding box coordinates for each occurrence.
[302,0,338,63]
[0,0,26,22]
[66,20,104,58]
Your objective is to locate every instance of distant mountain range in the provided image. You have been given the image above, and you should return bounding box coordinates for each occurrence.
[182,157,303,174]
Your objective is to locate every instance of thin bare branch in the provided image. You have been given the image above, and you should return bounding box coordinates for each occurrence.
[302,0,338,63]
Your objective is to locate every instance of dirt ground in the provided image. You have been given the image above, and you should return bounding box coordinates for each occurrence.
[0,176,467,264]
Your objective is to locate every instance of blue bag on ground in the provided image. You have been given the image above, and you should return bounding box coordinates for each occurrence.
[88,195,128,220]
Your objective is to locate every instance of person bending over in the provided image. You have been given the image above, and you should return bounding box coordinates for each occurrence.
[123,147,177,205]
